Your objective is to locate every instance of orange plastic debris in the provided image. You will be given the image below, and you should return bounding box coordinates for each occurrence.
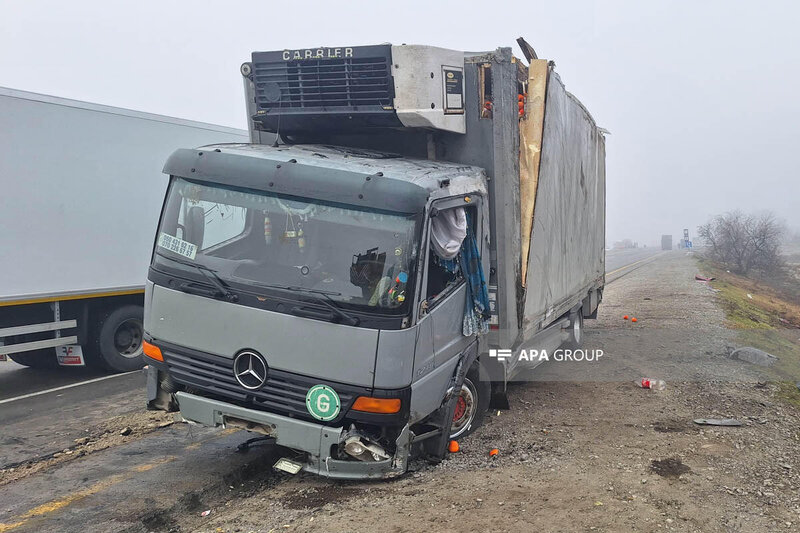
[631,317,638,323]
[448,440,460,453]
[623,315,629,320]
[489,448,499,457]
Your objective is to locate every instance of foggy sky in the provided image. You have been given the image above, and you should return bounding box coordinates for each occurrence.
[2,0,798,246]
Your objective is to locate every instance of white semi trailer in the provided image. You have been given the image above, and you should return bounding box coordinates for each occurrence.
[0,88,248,372]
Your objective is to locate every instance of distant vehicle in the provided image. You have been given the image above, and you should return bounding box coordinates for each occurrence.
[0,88,248,372]
[661,235,673,250]
[143,42,606,478]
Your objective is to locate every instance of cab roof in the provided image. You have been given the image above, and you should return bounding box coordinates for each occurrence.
[163,143,487,214]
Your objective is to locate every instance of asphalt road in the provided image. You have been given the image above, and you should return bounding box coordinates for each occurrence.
[0,362,140,401]
[604,246,664,274]
[0,249,670,532]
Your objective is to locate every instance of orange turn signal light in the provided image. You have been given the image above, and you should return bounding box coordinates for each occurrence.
[143,340,163,362]
[352,396,401,414]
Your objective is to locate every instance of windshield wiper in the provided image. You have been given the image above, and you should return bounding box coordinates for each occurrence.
[256,284,360,326]
[285,286,359,326]
[156,253,239,303]
[292,294,361,326]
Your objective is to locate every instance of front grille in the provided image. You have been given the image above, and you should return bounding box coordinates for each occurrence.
[162,344,360,425]
[251,45,394,111]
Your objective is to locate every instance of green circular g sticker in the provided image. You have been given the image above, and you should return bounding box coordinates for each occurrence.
[305,385,341,421]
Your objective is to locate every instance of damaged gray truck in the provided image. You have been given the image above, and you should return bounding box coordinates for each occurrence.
[143,42,606,479]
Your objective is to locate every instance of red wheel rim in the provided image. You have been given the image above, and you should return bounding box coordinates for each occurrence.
[453,395,467,422]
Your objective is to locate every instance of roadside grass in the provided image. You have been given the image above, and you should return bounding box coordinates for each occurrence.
[695,256,800,405]
[776,381,800,410]
[695,256,800,329]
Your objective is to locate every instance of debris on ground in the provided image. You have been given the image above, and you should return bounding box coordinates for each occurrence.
[727,346,779,367]
[638,378,666,390]
[1,410,174,487]
[693,418,743,426]
[200,509,212,517]
[448,440,460,453]
[119,427,132,436]
[695,274,716,282]
[489,448,499,457]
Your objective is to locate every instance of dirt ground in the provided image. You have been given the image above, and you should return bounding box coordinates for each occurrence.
[4,252,799,533]
[131,252,799,533]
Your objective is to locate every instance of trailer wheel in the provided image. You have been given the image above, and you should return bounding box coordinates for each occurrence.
[89,305,145,373]
[8,349,59,368]
[567,311,584,348]
[449,360,491,439]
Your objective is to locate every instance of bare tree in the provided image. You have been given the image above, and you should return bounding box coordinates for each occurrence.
[698,211,785,276]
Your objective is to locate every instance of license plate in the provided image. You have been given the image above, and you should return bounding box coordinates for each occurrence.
[273,458,303,475]
[56,345,85,366]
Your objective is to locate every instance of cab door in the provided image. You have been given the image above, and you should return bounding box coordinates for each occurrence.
[420,197,484,369]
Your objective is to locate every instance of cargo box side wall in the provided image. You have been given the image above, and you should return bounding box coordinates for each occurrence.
[521,70,606,331]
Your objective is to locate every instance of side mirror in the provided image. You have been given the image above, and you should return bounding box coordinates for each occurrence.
[419,299,430,317]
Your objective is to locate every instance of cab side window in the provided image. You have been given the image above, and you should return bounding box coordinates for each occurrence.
[426,206,474,303]
[426,254,461,299]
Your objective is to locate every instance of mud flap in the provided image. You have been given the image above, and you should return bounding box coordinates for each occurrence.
[489,382,510,409]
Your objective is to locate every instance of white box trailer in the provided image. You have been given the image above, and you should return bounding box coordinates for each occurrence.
[0,88,248,371]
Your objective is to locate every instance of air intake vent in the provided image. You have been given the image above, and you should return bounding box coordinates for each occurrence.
[253,58,392,109]
[249,45,400,133]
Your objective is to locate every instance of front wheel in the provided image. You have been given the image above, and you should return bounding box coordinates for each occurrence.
[449,360,491,439]
[88,305,145,373]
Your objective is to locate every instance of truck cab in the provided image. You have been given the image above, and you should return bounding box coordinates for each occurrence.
[144,143,489,477]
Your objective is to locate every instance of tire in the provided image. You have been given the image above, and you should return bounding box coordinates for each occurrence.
[88,305,145,373]
[8,349,59,368]
[449,360,491,439]
[567,311,584,348]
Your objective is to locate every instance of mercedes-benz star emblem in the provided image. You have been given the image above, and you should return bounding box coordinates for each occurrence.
[233,351,268,390]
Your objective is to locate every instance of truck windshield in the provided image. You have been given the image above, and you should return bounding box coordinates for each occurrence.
[152,178,420,313]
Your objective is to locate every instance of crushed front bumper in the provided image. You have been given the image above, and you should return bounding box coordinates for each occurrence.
[175,391,410,480]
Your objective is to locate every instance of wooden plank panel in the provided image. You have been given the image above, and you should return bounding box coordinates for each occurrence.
[519,59,549,287]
